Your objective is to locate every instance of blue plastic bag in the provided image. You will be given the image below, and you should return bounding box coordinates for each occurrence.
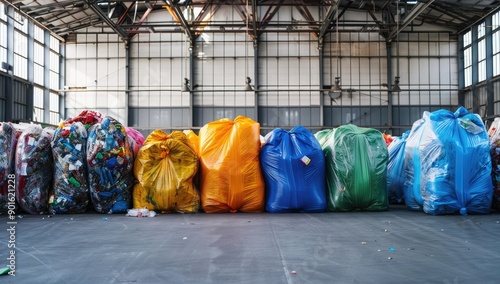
[387,130,409,205]
[404,107,493,215]
[260,126,326,213]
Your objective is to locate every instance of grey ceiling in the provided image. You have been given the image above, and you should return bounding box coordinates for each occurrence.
[4,0,500,41]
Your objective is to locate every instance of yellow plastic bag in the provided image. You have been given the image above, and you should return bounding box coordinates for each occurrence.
[199,116,265,213]
[183,130,200,156]
[133,130,199,213]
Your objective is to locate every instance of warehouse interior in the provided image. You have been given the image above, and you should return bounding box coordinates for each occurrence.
[1,0,500,283]
[0,0,498,134]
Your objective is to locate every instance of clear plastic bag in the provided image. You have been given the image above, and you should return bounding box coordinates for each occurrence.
[87,117,134,214]
[15,125,54,214]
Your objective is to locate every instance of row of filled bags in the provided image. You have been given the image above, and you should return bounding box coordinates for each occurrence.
[0,110,144,215]
[0,107,497,215]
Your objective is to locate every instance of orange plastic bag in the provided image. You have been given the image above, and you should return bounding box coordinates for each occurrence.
[183,130,200,156]
[133,130,199,213]
[199,116,265,213]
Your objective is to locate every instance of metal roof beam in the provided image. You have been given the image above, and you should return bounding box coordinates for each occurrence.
[165,0,193,41]
[389,0,435,41]
[85,0,129,40]
[293,0,319,37]
[318,1,339,39]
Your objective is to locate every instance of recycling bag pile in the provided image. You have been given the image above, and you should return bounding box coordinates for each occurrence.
[50,121,89,214]
[15,125,54,214]
[87,117,134,213]
[487,117,500,210]
[0,107,498,215]
[0,122,16,214]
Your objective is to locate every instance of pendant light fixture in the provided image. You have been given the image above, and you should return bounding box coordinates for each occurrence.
[392,0,401,92]
[244,0,253,91]
[329,2,342,98]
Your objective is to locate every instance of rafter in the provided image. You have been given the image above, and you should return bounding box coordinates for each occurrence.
[85,0,128,40]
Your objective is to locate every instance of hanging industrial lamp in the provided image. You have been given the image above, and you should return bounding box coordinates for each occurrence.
[181,78,190,92]
[392,76,401,92]
[392,0,402,93]
[330,2,342,98]
[244,77,253,91]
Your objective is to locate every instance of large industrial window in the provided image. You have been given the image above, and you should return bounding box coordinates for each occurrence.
[463,30,472,87]
[477,22,486,82]
[493,10,500,77]
[13,11,27,80]
[34,25,44,86]
[0,3,6,71]
[49,35,59,91]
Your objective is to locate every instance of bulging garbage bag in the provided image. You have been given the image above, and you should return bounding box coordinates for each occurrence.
[87,117,135,213]
[15,125,54,214]
[316,125,388,211]
[0,122,17,214]
[199,116,265,213]
[133,130,199,213]
[260,126,326,212]
[404,107,493,215]
[49,121,89,214]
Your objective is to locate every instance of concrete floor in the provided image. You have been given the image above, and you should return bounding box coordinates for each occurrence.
[2,206,500,283]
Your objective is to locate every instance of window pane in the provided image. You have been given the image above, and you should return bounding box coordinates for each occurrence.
[14,30,27,57]
[493,11,499,30]
[494,31,500,54]
[463,30,472,47]
[50,71,59,90]
[0,3,6,21]
[478,60,486,82]
[34,64,44,85]
[33,108,43,123]
[465,67,472,87]
[494,54,500,77]
[13,54,27,79]
[50,92,59,112]
[34,43,44,64]
[478,39,485,61]
[478,22,485,38]
[13,12,27,32]
[50,35,59,52]
[50,112,60,125]
[0,23,6,47]
[464,47,472,66]
[34,25,44,43]
[50,51,59,73]
[34,87,44,108]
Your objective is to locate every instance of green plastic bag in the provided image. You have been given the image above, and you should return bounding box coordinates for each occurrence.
[316,125,388,211]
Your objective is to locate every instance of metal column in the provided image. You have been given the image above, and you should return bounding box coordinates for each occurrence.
[485,16,494,119]
[124,39,130,126]
[386,41,393,133]
[253,37,259,123]
[318,37,324,127]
